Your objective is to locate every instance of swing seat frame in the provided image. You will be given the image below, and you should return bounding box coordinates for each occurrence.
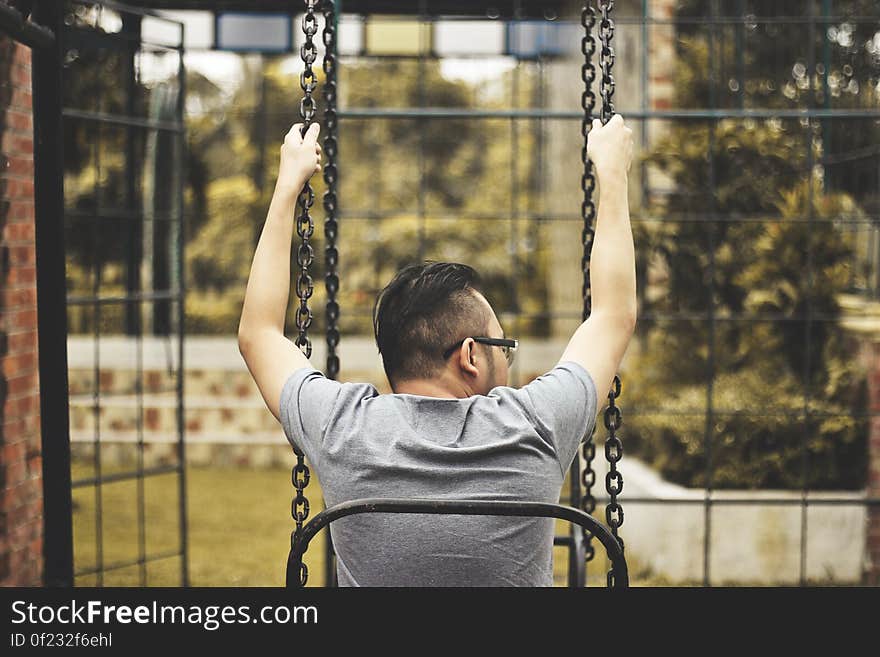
[286,497,629,588]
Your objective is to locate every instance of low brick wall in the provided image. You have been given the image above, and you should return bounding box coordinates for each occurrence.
[66,335,573,468]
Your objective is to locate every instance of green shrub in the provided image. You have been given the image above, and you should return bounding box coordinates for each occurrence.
[623,364,868,490]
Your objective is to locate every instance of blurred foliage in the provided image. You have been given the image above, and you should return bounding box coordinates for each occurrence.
[624,2,877,489]
[60,49,554,334]
[627,181,869,488]
[623,370,868,490]
[188,175,260,291]
[674,0,880,213]
[177,56,551,335]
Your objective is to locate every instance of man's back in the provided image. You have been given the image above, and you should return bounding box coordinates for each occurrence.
[280,361,598,586]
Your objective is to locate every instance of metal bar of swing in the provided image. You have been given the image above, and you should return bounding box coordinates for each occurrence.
[337,12,880,25]
[287,499,629,588]
[333,210,880,225]
[62,108,184,133]
[0,1,55,48]
[339,307,880,323]
[89,275,104,584]
[226,106,880,120]
[71,0,185,22]
[577,497,880,507]
[336,108,880,120]
[32,0,74,588]
[175,8,190,586]
[90,3,107,586]
[70,462,182,489]
[565,407,878,419]
[67,290,184,305]
[125,7,149,584]
[118,2,879,24]
[586,14,880,25]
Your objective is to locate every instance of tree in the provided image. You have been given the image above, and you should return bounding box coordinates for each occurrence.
[622,2,876,489]
[183,55,552,335]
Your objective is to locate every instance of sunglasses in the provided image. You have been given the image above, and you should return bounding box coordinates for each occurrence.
[442,337,519,366]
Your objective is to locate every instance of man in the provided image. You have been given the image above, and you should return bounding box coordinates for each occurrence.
[238,116,636,586]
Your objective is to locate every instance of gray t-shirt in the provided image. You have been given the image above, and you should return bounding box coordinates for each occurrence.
[279,361,598,587]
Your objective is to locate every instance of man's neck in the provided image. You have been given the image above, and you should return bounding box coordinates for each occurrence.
[393,373,476,399]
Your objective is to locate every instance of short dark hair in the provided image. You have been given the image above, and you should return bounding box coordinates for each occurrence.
[373,262,492,384]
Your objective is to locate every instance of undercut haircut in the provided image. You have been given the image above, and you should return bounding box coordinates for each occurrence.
[373,262,492,385]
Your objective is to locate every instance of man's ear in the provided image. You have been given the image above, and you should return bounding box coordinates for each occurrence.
[457,338,480,378]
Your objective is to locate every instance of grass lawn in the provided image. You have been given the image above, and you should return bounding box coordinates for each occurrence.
[72,461,620,587]
[72,463,329,586]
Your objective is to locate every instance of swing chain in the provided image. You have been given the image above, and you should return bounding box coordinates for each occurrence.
[604,376,624,540]
[599,0,615,124]
[299,4,319,122]
[605,376,624,588]
[295,0,317,359]
[579,1,598,565]
[289,0,319,587]
[323,0,340,381]
[597,0,624,588]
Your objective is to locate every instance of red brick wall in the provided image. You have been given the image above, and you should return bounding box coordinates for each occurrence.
[649,0,676,111]
[0,35,43,587]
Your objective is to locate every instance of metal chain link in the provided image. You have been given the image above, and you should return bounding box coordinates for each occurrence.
[295,2,318,357]
[597,0,625,589]
[290,461,310,585]
[322,0,340,381]
[599,0,616,124]
[579,1,598,566]
[320,0,340,588]
[604,376,624,587]
[289,0,319,587]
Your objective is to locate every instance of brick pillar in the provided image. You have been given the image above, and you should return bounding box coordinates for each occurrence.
[642,0,677,203]
[866,340,880,585]
[648,0,677,111]
[0,35,43,586]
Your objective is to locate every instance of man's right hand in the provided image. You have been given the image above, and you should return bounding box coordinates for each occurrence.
[277,122,323,195]
[561,114,637,401]
[587,114,633,181]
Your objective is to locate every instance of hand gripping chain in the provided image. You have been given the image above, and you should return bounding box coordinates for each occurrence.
[289,0,320,587]
[582,1,625,588]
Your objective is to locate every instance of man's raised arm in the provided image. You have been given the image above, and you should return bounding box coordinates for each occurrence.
[238,122,323,420]
[559,115,637,400]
